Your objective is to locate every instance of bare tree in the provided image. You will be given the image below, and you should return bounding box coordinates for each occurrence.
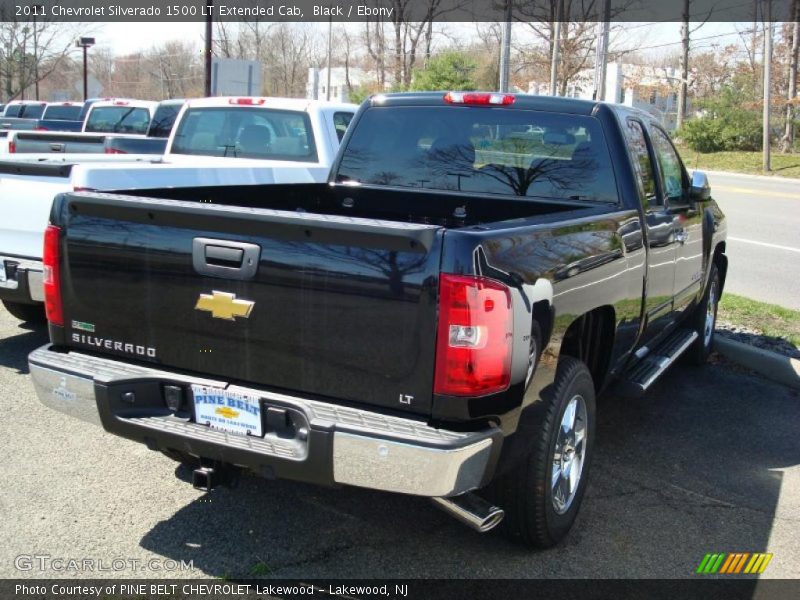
[780,0,799,152]
[0,11,88,101]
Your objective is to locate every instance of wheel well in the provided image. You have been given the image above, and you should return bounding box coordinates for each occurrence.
[713,242,728,293]
[559,306,615,391]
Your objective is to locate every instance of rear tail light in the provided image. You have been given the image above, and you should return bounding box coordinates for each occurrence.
[8,139,15,153]
[113,101,130,106]
[105,147,126,154]
[434,274,513,396]
[43,225,63,326]
[228,97,266,105]
[443,92,515,106]
[35,125,48,131]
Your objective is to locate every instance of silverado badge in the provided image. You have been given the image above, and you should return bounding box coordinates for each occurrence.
[195,291,255,321]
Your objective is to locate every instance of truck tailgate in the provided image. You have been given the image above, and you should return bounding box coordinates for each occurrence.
[57,192,444,416]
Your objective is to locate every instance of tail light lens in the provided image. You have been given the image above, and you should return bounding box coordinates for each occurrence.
[8,139,15,153]
[105,147,125,154]
[35,126,48,131]
[434,274,513,396]
[43,225,63,326]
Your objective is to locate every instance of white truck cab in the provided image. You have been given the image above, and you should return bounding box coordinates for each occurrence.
[0,97,357,321]
[81,99,157,134]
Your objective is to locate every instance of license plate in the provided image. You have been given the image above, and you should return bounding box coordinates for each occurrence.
[191,385,263,437]
[0,260,5,283]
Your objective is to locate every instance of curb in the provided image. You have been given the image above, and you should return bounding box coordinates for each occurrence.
[713,335,800,391]
[703,169,800,183]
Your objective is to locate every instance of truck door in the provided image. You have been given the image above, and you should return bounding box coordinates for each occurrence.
[648,126,704,317]
[623,118,677,345]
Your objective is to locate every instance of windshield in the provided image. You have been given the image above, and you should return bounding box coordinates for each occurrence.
[170,107,317,161]
[43,105,82,120]
[336,106,619,203]
[19,104,46,119]
[148,103,182,138]
[85,106,151,134]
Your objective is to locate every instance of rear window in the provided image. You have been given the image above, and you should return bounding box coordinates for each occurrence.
[43,105,82,120]
[19,103,46,119]
[148,103,182,138]
[333,111,354,142]
[336,106,618,203]
[85,106,151,134]
[170,107,317,161]
[4,104,22,117]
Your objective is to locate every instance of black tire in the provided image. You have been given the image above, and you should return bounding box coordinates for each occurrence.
[492,356,596,548]
[1,300,46,323]
[685,263,720,365]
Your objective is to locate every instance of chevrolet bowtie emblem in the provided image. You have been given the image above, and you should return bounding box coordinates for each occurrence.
[215,406,240,419]
[195,291,255,321]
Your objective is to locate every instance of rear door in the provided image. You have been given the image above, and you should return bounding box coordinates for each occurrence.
[622,118,678,345]
[648,126,703,316]
[58,192,443,416]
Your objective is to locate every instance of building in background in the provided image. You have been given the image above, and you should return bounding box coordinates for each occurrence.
[528,62,690,131]
[307,67,370,102]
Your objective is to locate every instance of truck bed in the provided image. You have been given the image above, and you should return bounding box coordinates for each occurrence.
[53,184,601,419]
[118,182,602,229]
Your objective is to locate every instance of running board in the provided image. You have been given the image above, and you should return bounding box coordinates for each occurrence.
[619,329,699,397]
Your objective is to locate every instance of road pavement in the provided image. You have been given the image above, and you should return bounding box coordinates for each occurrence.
[706,171,800,310]
[1,306,798,580]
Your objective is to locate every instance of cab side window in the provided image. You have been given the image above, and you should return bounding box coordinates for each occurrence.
[623,119,658,207]
[650,127,686,204]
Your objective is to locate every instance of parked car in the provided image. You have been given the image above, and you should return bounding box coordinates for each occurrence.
[103,99,185,155]
[28,92,727,547]
[0,97,356,320]
[4,99,156,154]
[0,100,48,130]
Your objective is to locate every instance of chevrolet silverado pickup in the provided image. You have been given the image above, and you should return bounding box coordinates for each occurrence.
[4,99,156,154]
[0,98,356,321]
[29,92,727,547]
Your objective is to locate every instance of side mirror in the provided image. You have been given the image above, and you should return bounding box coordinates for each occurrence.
[689,170,711,201]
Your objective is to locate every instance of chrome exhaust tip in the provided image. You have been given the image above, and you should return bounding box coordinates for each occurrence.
[432,493,505,533]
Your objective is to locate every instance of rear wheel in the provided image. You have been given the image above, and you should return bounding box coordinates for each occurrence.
[685,263,720,365]
[1,300,45,323]
[492,356,596,547]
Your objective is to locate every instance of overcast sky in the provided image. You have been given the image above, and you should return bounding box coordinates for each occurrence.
[94,21,746,58]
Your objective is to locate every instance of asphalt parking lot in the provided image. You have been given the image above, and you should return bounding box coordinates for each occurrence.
[1,306,798,580]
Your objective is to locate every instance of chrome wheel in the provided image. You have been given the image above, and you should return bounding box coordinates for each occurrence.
[525,335,538,388]
[704,279,717,348]
[551,394,588,515]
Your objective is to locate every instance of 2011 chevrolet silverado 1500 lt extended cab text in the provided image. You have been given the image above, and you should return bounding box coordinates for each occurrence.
[0,98,355,322]
[29,92,727,547]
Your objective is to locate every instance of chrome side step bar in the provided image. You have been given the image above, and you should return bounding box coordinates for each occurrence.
[621,329,699,397]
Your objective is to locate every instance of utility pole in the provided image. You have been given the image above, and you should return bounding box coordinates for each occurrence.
[499,0,512,92]
[326,16,332,100]
[677,0,690,130]
[33,6,41,100]
[763,0,772,171]
[204,0,213,97]
[593,0,611,101]
[781,0,798,152]
[550,0,563,96]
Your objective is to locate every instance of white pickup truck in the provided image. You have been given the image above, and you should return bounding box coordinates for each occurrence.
[3,99,158,154]
[0,97,356,321]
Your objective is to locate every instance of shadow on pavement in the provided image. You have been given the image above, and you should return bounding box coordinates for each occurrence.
[139,363,799,578]
[0,322,48,374]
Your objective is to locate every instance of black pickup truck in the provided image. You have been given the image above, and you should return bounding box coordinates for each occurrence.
[29,92,727,547]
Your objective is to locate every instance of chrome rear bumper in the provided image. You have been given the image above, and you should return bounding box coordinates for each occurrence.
[29,345,501,497]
